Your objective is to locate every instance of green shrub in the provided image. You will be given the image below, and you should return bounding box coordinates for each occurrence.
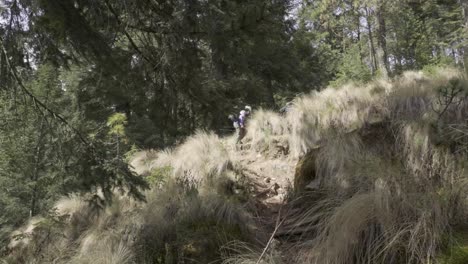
[146,166,172,186]
[330,44,372,87]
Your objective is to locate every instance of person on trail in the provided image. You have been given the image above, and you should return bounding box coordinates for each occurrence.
[237,110,248,144]
[228,106,252,145]
[279,102,293,115]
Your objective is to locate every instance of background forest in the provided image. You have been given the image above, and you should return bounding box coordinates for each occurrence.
[0,0,468,259]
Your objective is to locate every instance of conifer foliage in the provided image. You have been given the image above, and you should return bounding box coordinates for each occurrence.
[1,0,468,261]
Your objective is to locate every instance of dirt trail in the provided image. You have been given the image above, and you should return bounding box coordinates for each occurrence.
[223,139,308,263]
[226,141,296,230]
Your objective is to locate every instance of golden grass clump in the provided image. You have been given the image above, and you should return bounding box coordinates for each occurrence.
[70,237,134,264]
[387,68,467,123]
[294,189,452,264]
[314,132,363,190]
[129,149,159,176]
[284,68,466,158]
[158,131,232,184]
[221,241,283,264]
[4,192,143,264]
[290,138,463,263]
[134,180,257,263]
[290,142,466,263]
[5,179,256,264]
[7,217,45,250]
[285,68,468,264]
[245,109,289,153]
[287,83,382,157]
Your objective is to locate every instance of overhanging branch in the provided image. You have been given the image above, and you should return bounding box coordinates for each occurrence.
[0,36,90,146]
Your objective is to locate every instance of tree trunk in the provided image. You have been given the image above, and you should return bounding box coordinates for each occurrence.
[357,20,363,62]
[212,46,228,79]
[452,48,457,63]
[365,7,378,76]
[265,76,276,108]
[376,1,390,77]
[172,88,179,136]
[190,101,195,132]
[30,116,47,217]
[461,0,468,74]
[353,5,363,63]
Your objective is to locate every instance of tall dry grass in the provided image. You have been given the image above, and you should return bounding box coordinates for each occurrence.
[244,109,289,153]
[286,83,384,157]
[4,180,257,263]
[221,241,283,264]
[154,131,233,185]
[281,68,468,264]
[4,67,468,264]
[237,68,463,159]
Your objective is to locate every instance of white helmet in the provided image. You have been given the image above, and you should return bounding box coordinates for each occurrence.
[245,105,252,112]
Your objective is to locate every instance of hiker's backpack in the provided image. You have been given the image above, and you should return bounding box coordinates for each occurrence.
[228,114,240,128]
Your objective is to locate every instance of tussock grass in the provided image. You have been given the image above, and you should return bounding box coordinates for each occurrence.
[245,109,289,153]
[221,241,283,264]
[315,132,363,190]
[289,142,466,263]
[134,180,256,263]
[286,82,384,157]
[5,180,256,264]
[238,67,464,158]
[7,217,45,250]
[4,67,468,264]
[293,185,456,264]
[129,150,158,176]
[155,131,232,185]
[388,69,467,123]
[282,68,468,264]
[70,236,134,264]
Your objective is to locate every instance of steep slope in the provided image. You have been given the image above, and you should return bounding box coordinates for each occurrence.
[3,68,468,264]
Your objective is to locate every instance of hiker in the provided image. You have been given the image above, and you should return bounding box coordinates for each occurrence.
[228,106,252,144]
[279,102,293,115]
[237,109,248,144]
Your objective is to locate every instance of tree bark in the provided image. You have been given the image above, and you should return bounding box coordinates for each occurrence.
[265,76,276,108]
[376,1,390,77]
[30,116,47,217]
[212,46,228,79]
[353,4,363,63]
[460,0,468,74]
[365,7,378,76]
[172,88,179,136]
[452,48,457,63]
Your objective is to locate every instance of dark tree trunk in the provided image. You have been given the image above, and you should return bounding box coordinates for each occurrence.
[172,89,179,136]
[212,46,228,79]
[376,1,390,77]
[461,0,468,73]
[365,7,378,75]
[30,116,47,217]
[265,77,276,108]
[353,5,363,63]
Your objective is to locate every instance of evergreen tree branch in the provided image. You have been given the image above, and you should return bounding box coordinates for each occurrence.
[0,36,89,146]
[103,0,158,69]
